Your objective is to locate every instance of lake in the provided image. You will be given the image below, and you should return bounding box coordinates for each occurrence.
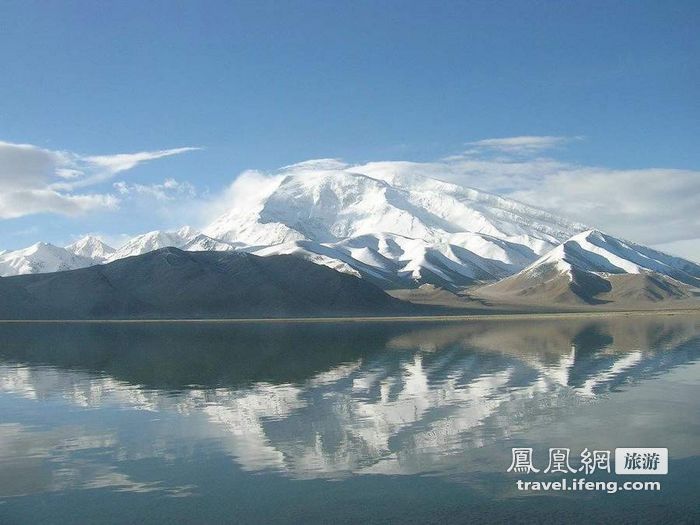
[1,314,699,523]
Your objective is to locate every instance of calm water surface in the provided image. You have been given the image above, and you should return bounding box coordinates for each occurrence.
[1,315,699,523]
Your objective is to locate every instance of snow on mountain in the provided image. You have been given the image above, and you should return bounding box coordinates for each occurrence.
[251,231,539,289]
[182,233,241,252]
[205,164,582,249]
[107,226,202,261]
[0,228,240,277]
[7,162,695,300]
[0,242,95,277]
[478,229,700,304]
[521,229,700,286]
[0,164,588,285]
[65,236,116,263]
[108,227,244,262]
[354,165,582,247]
[204,163,587,287]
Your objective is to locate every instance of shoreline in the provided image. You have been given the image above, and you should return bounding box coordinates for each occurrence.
[0,308,698,324]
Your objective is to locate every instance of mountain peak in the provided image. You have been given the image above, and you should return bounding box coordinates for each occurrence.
[279,158,349,173]
[176,226,199,239]
[66,236,116,262]
[570,229,607,242]
[205,166,583,247]
[478,229,700,305]
[198,167,590,288]
[108,227,200,261]
[0,241,94,277]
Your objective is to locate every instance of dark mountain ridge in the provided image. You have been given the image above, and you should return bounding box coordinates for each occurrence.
[0,248,414,319]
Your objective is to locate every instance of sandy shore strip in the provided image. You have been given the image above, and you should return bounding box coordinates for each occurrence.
[0,308,698,324]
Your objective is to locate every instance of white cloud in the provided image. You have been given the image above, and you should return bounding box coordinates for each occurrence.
[507,166,700,246]
[279,158,349,173]
[0,140,197,219]
[64,147,200,189]
[465,135,578,155]
[87,147,199,174]
[114,178,196,201]
[356,157,570,195]
[0,190,117,219]
[652,239,700,264]
[200,169,284,223]
[0,141,57,190]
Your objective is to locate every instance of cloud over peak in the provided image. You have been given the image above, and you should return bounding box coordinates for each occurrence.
[465,135,579,155]
[208,142,699,260]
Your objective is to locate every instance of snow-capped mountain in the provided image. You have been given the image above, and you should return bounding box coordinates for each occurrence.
[534,230,700,286]
[0,242,95,277]
[1,162,698,304]
[203,163,586,287]
[251,231,539,288]
[205,163,581,248]
[182,233,241,252]
[107,226,202,261]
[478,230,700,304]
[0,228,237,277]
[106,227,238,261]
[66,236,116,263]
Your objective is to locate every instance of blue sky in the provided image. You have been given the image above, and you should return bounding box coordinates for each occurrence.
[0,1,698,258]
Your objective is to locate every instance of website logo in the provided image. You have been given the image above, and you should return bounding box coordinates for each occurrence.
[614,448,668,475]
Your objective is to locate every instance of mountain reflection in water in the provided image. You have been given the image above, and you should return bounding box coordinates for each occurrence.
[1,315,698,486]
